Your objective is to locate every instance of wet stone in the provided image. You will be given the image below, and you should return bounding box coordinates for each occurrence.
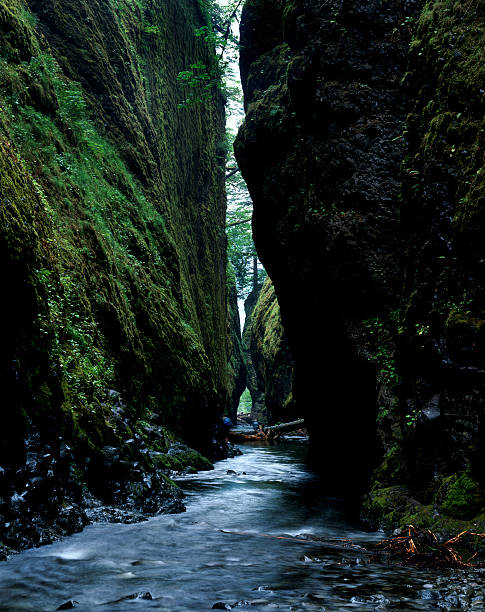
[253,586,271,592]
[125,592,153,600]
[212,602,252,610]
[419,589,440,600]
[306,593,326,601]
[56,601,79,610]
[350,594,391,606]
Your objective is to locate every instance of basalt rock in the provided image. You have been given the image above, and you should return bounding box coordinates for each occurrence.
[235,0,485,526]
[243,278,295,425]
[236,0,416,493]
[0,0,227,552]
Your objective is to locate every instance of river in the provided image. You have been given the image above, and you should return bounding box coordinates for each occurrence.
[0,441,467,610]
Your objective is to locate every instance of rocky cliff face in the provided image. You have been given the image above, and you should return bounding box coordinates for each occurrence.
[235,0,484,528]
[243,278,294,425]
[0,0,228,552]
[226,267,247,423]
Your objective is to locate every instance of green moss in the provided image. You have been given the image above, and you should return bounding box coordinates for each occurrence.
[373,445,403,485]
[150,447,214,472]
[0,0,228,426]
[364,471,485,536]
[440,473,485,519]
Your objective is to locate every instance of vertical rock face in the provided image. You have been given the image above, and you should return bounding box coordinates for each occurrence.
[236,0,417,493]
[243,278,295,425]
[226,267,247,423]
[235,0,485,525]
[242,284,265,421]
[0,0,227,550]
[382,0,485,529]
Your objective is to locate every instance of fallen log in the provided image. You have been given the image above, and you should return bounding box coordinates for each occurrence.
[265,419,305,435]
[229,418,305,442]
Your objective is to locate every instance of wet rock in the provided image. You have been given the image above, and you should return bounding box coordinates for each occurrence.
[350,594,391,607]
[212,603,232,610]
[180,466,198,475]
[125,592,153,600]
[419,589,440,600]
[212,602,251,610]
[306,593,326,601]
[227,470,238,475]
[253,586,271,592]
[104,592,154,606]
[56,601,79,610]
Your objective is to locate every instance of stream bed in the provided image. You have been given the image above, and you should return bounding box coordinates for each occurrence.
[0,441,482,611]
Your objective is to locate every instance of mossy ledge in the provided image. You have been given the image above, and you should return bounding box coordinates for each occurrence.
[0,0,228,555]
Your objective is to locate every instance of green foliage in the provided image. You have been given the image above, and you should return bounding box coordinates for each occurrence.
[177,61,223,107]
[35,268,116,408]
[177,0,243,107]
[362,315,401,389]
[238,388,252,413]
[144,24,160,34]
[226,135,266,297]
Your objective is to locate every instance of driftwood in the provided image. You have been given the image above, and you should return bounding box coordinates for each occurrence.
[371,525,485,569]
[229,419,305,442]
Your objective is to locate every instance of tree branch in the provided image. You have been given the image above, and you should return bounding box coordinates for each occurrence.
[217,0,245,61]
[225,167,240,179]
[226,217,252,228]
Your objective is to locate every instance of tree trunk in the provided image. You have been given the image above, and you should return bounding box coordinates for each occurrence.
[252,256,258,291]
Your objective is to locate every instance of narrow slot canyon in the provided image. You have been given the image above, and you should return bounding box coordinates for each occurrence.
[0,0,484,609]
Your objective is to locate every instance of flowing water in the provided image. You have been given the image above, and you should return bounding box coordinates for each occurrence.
[0,441,459,611]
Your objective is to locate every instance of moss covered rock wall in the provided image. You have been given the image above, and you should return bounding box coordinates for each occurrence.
[235,0,485,527]
[364,0,485,533]
[226,265,247,422]
[243,277,294,425]
[0,0,227,552]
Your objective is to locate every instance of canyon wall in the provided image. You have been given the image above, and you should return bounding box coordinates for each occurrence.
[235,0,485,528]
[226,266,247,422]
[0,0,228,552]
[243,277,294,425]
